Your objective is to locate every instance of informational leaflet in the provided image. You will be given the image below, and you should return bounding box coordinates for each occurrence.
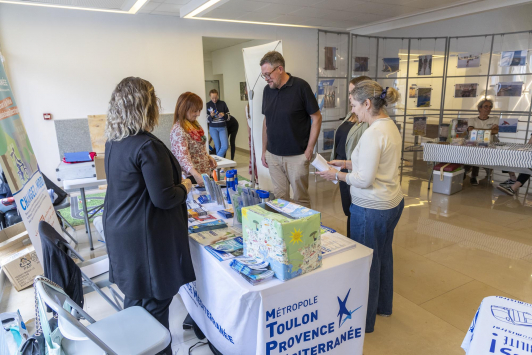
[189,226,242,246]
[265,199,320,219]
[321,233,357,258]
[311,154,340,184]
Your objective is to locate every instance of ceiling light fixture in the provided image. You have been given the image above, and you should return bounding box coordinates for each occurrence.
[0,0,149,14]
[181,0,314,28]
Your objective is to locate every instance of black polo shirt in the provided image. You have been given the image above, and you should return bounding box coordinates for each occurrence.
[262,74,320,156]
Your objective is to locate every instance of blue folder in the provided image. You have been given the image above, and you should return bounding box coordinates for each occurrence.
[64,151,92,163]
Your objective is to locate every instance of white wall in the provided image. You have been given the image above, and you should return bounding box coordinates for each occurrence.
[209,39,271,150]
[203,52,224,100]
[0,3,317,182]
[371,3,532,38]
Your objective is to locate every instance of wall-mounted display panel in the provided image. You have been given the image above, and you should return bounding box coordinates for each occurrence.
[318,32,349,78]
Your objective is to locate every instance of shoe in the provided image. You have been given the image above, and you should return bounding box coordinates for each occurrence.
[470,177,479,186]
[500,179,517,187]
[497,185,515,196]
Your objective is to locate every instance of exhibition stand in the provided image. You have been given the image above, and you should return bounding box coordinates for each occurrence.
[462,296,532,355]
[179,193,373,355]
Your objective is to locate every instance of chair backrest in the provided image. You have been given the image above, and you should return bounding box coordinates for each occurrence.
[34,279,117,355]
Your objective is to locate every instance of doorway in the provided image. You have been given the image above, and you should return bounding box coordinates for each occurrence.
[205,80,220,101]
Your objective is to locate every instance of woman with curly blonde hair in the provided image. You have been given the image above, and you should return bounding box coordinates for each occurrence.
[103,77,195,355]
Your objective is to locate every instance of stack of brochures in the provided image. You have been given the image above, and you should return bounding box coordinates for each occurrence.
[320,225,357,258]
[230,256,275,285]
[204,237,244,261]
[265,199,320,219]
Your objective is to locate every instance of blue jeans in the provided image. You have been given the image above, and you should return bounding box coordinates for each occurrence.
[209,126,228,157]
[349,199,404,333]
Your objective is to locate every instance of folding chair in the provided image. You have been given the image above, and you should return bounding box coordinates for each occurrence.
[39,221,123,312]
[54,196,79,245]
[35,278,171,355]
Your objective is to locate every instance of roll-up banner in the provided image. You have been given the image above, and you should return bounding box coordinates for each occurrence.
[0,54,61,262]
[242,40,283,193]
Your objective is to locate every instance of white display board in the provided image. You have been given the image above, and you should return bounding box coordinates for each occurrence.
[242,41,283,192]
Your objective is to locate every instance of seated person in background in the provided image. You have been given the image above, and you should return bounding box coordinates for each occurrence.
[171,92,217,185]
[498,135,532,194]
[497,173,530,196]
[465,99,497,186]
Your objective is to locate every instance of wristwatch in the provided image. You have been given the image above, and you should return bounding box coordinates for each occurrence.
[335,172,339,181]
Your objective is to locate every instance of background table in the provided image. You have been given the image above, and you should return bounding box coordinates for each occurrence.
[423,143,532,188]
[179,199,373,355]
[462,296,532,354]
[63,177,107,250]
[211,155,237,170]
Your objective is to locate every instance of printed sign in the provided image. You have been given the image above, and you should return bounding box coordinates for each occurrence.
[0,55,61,261]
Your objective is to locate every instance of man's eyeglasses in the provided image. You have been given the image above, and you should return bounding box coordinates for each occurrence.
[261,66,279,79]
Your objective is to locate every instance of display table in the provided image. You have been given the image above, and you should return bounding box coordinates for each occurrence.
[179,199,373,355]
[462,296,532,355]
[211,155,237,170]
[63,177,107,250]
[423,143,532,188]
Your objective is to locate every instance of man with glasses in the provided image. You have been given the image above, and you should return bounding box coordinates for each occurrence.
[260,51,321,208]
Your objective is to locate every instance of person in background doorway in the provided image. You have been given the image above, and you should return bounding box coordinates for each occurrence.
[207,89,229,157]
[246,101,258,183]
[260,51,322,208]
[103,77,195,355]
[465,98,498,186]
[329,75,371,237]
[171,92,217,185]
[317,80,404,334]
[226,112,239,160]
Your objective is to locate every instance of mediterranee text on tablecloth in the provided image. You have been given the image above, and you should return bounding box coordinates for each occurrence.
[265,306,362,355]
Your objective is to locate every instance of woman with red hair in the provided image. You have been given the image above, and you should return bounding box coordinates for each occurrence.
[171,92,217,185]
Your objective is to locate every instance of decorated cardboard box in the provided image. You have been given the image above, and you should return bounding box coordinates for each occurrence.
[242,202,321,281]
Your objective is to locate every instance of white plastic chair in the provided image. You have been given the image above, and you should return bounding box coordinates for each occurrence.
[35,279,171,355]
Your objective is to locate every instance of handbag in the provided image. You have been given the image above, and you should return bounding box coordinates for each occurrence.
[32,276,72,355]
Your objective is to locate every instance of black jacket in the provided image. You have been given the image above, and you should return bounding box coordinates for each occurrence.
[39,221,84,309]
[103,132,195,300]
[206,100,230,128]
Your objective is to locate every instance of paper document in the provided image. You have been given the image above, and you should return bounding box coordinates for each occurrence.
[321,232,357,258]
[311,154,341,184]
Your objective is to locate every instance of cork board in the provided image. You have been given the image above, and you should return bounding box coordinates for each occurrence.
[88,114,107,154]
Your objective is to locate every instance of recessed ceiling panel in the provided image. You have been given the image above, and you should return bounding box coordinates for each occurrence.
[5,0,130,10]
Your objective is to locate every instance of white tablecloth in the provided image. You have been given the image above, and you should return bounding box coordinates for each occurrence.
[423,143,532,171]
[462,296,532,354]
[179,215,373,355]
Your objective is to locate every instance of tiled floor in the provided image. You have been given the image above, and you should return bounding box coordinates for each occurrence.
[2,150,532,354]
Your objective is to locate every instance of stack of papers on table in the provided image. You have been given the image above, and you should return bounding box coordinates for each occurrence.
[265,199,320,219]
[204,237,243,261]
[320,225,357,258]
[230,256,275,285]
[189,225,239,245]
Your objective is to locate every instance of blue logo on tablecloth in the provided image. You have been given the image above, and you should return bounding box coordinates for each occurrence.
[337,288,362,328]
[491,305,532,327]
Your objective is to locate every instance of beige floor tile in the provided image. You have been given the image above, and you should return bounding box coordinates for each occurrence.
[393,225,458,256]
[363,293,465,355]
[420,280,515,333]
[426,243,532,302]
[393,245,473,305]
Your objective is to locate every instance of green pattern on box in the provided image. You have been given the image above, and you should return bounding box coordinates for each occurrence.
[242,204,322,281]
